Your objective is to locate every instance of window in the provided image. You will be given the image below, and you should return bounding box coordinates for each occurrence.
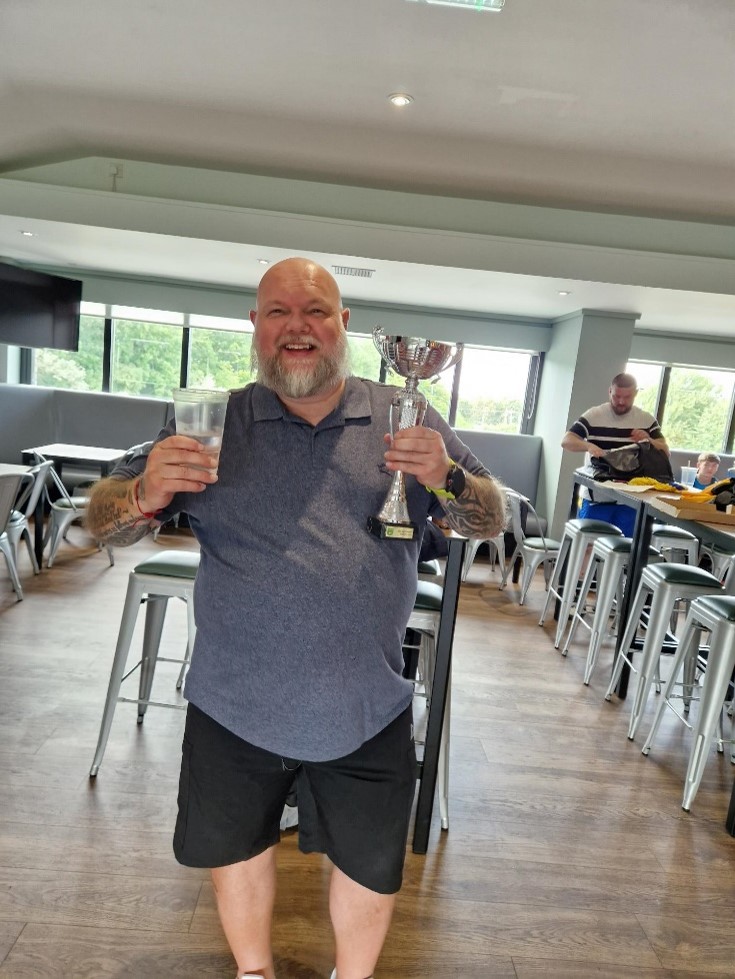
[454,347,532,433]
[188,315,255,389]
[661,367,734,452]
[626,362,663,416]
[347,333,383,382]
[111,316,183,398]
[34,313,105,391]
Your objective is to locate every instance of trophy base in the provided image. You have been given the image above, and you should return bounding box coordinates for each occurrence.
[366,516,418,541]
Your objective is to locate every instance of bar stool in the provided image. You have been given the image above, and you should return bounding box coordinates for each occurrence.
[651,523,699,564]
[89,549,199,776]
[561,536,662,684]
[641,594,735,811]
[700,543,735,582]
[604,562,723,741]
[539,518,623,648]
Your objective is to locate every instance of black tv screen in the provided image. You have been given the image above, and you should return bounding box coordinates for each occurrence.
[0,262,82,351]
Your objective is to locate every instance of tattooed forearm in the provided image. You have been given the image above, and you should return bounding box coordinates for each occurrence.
[441,473,506,539]
[85,477,154,546]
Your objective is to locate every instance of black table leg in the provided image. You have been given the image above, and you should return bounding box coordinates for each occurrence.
[611,503,653,699]
[727,778,735,836]
[412,535,466,854]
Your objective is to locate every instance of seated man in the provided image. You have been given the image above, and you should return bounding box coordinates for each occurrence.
[561,372,669,536]
[693,451,721,489]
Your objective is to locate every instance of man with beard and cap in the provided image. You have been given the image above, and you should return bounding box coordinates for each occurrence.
[87,257,506,979]
[561,372,669,535]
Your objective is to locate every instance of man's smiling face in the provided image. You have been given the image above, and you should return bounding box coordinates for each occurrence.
[250,258,350,400]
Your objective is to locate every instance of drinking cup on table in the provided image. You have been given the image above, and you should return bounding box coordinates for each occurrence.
[172,388,230,472]
[680,466,697,488]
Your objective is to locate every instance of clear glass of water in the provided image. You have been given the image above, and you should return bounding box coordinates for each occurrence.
[172,388,230,471]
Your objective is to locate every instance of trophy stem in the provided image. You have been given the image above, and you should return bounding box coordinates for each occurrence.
[377,470,412,527]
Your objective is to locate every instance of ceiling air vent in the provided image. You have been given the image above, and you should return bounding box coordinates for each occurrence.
[332,265,375,278]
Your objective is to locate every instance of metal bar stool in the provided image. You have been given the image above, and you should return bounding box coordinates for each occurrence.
[539,518,623,648]
[641,594,735,811]
[561,536,661,684]
[651,523,699,564]
[605,562,723,741]
[89,549,199,776]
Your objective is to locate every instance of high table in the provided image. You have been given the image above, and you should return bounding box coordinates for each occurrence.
[21,443,126,567]
[571,469,735,835]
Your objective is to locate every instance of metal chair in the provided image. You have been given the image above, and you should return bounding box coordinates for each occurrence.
[32,453,114,569]
[89,549,198,776]
[0,472,24,600]
[500,489,560,605]
[5,460,54,574]
[461,532,506,582]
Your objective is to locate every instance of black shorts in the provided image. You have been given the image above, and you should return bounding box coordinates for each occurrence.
[173,704,417,894]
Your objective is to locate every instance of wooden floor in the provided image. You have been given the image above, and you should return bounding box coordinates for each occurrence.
[1,528,734,978]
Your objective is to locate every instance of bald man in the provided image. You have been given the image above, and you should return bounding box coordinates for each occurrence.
[88,258,505,979]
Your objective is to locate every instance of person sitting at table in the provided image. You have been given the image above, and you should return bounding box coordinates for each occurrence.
[561,372,669,536]
[693,451,721,490]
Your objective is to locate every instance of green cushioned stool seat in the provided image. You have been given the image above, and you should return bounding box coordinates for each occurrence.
[418,559,441,576]
[414,580,443,611]
[133,550,200,579]
[652,524,698,541]
[694,594,735,622]
[566,518,625,535]
[644,563,720,588]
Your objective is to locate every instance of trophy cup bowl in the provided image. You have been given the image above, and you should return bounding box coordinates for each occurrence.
[367,328,462,540]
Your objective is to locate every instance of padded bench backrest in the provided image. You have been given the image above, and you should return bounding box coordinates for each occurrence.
[0,383,169,462]
[454,429,543,505]
[54,389,169,449]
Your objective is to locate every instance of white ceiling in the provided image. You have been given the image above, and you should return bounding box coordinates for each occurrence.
[0,0,733,335]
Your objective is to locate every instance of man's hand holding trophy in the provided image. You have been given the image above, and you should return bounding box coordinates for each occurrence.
[367,327,462,541]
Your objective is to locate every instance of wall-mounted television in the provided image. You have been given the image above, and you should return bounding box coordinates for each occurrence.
[0,261,82,351]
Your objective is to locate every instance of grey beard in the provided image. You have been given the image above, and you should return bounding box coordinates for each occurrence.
[252,332,351,399]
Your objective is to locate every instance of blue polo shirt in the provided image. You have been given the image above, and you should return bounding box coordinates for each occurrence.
[114,378,489,760]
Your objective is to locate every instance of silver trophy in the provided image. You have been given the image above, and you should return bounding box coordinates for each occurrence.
[367,327,462,540]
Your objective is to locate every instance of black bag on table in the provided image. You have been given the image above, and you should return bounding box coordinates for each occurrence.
[590,442,673,483]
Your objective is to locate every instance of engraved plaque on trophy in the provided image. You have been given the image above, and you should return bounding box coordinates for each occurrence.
[367,327,462,541]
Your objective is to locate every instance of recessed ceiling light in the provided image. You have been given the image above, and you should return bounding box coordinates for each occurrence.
[388,93,414,107]
[19,230,36,237]
[406,0,505,11]
[558,290,571,296]
[257,259,270,265]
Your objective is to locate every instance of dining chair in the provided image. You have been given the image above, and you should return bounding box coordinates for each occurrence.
[503,489,561,605]
[5,460,54,574]
[32,453,114,569]
[461,532,506,582]
[0,471,25,600]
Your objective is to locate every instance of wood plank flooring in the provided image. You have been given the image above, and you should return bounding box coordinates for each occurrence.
[0,527,734,977]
